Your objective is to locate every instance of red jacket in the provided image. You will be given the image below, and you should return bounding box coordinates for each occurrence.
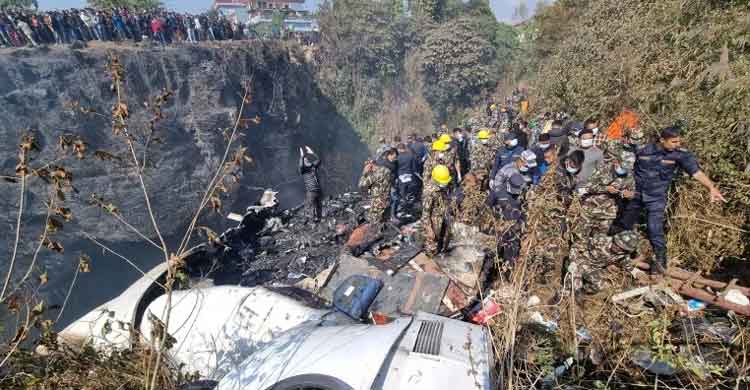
[150,18,163,34]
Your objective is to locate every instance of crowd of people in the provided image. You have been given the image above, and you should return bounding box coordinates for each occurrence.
[0,7,313,48]
[296,91,726,297]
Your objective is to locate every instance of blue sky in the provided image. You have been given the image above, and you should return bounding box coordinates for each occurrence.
[38,0,543,22]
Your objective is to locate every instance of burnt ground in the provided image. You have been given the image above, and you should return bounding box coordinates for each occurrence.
[180,192,402,289]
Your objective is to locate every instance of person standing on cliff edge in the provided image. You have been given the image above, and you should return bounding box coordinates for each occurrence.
[299,146,322,222]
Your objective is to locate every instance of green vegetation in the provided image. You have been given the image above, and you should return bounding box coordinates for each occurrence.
[0,0,37,9]
[525,0,750,266]
[315,0,523,144]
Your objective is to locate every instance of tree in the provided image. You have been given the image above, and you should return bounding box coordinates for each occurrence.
[514,0,529,20]
[413,0,445,22]
[418,16,498,120]
[87,0,162,10]
[0,0,37,9]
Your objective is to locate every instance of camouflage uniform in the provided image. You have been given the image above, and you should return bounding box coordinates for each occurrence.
[469,140,496,190]
[487,106,500,129]
[568,232,639,293]
[423,149,457,184]
[578,160,634,234]
[358,164,394,226]
[464,116,483,133]
[421,181,453,256]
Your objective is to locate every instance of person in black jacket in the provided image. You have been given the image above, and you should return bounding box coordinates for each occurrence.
[395,142,419,220]
[299,145,322,222]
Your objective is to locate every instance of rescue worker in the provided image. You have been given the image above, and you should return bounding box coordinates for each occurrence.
[424,139,457,185]
[518,150,539,185]
[548,119,569,148]
[499,105,512,130]
[395,142,419,220]
[469,129,495,189]
[531,133,552,163]
[374,137,392,159]
[358,148,398,229]
[614,125,725,274]
[453,127,470,179]
[576,148,636,235]
[568,230,640,294]
[438,133,460,178]
[487,102,500,129]
[491,148,536,198]
[566,121,583,148]
[490,132,524,185]
[407,133,428,176]
[488,173,527,266]
[422,165,453,257]
[298,146,322,222]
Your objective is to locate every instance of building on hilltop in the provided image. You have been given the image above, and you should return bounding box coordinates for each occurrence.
[214,0,307,23]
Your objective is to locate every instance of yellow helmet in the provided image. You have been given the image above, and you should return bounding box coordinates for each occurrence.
[439,134,452,144]
[431,165,452,185]
[490,104,497,110]
[477,130,491,140]
[432,140,449,151]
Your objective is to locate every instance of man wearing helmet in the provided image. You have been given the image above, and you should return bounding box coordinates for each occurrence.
[421,165,454,257]
[469,129,495,190]
[423,138,457,186]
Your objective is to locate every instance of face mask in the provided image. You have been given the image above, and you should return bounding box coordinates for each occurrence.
[566,165,579,174]
[580,138,594,148]
[538,143,550,150]
[591,127,599,135]
[438,152,446,160]
[480,139,489,145]
[519,165,529,172]
[505,139,518,148]
[456,134,464,140]
[615,166,628,176]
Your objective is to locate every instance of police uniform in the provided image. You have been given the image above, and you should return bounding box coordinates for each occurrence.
[488,171,527,266]
[617,143,700,259]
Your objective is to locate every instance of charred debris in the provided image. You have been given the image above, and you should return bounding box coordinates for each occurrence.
[176,189,749,388]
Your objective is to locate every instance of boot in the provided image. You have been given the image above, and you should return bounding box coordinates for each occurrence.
[652,249,668,275]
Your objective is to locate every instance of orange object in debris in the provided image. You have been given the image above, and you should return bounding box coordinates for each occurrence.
[520,100,529,116]
[370,312,393,325]
[606,110,639,140]
[470,299,502,325]
[346,224,370,248]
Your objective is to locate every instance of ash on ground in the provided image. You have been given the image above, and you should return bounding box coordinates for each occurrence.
[182,192,407,288]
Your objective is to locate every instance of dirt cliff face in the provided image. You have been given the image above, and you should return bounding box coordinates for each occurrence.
[0,43,367,317]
